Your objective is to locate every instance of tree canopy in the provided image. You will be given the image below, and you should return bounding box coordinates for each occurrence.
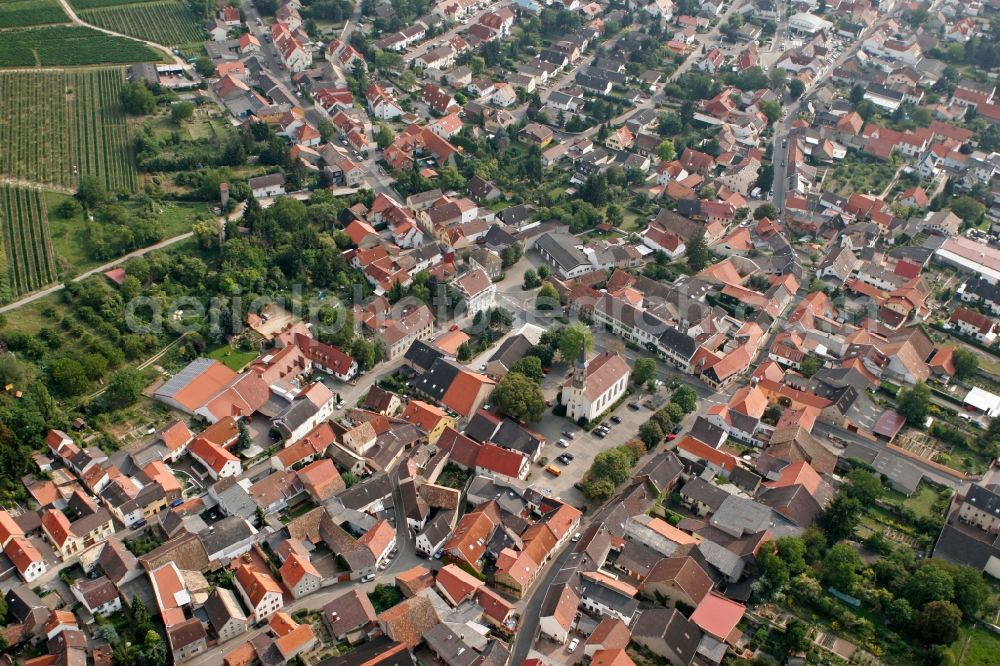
[492,372,546,422]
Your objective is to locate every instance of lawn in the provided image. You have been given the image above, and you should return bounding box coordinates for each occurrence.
[951,626,1000,665]
[208,344,258,371]
[882,482,950,522]
[46,192,212,276]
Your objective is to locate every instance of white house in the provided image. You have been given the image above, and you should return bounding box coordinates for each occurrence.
[249,173,286,198]
[415,512,453,557]
[188,438,241,480]
[563,351,631,422]
[72,577,122,618]
[235,564,284,622]
[5,537,47,583]
[451,268,496,316]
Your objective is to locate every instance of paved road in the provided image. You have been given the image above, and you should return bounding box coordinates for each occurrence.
[0,231,192,314]
[774,17,892,213]
[812,420,969,488]
[243,1,401,200]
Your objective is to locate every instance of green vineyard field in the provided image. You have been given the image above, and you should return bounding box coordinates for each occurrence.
[78,0,205,45]
[0,186,58,299]
[0,68,138,191]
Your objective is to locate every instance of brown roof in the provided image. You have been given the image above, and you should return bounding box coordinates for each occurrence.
[377,596,439,648]
[139,532,210,573]
[541,584,579,631]
[586,618,631,651]
[395,566,435,597]
[641,556,714,605]
[322,589,377,637]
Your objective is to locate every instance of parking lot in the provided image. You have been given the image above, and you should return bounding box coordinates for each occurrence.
[525,364,669,508]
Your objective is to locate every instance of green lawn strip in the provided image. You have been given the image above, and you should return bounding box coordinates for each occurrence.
[207,345,259,371]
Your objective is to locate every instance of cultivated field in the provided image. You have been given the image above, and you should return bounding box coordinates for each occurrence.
[0,186,57,299]
[0,25,158,66]
[0,0,69,28]
[77,0,205,46]
[0,68,138,191]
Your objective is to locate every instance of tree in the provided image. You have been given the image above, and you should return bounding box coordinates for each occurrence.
[953,348,980,379]
[952,564,990,617]
[656,139,676,162]
[758,544,790,589]
[48,358,88,396]
[887,598,914,627]
[845,468,883,504]
[522,268,540,289]
[759,100,781,125]
[536,264,550,279]
[119,82,156,115]
[375,123,394,150]
[492,372,546,422]
[589,446,635,485]
[850,84,865,106]
[633,358,656,385]
[775,537,807,575]
[951,196,986,226]
[670,385,698,413]
[558,324,593,362]
[782,620,810,656]
[905,561,955,607]
[639,420,664,448]
[823,542,861,592]
[917,601,962,645]
[76,176,107,209]
[799,356,821,377]
[789,78,806,100]
[194,56,215,77]
[170,101,194,124]
[537,282,559,310]
[818,494,863,542]
[318,119,334,143]
[897,381,931,425]
[686,230,708,272]
[769,67,787,90]
[508,356,543,382]
[754,203,780,220]
[582,478,616,501]
[106,368,144,407]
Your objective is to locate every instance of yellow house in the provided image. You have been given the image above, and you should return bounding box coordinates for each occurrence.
[401,400,455,445]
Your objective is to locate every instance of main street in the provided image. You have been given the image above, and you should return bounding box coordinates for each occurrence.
[241,0,401,200]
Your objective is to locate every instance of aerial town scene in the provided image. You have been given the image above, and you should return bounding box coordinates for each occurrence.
[5,0,1000,664]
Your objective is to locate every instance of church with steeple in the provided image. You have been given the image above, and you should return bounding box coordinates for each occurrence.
[562,348,631,423]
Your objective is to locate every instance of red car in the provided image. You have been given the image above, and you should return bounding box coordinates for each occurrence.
[665,433,677,442]
[543,367,551,375]
[450,324,459,331]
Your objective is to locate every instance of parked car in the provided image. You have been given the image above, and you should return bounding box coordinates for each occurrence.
[611,416,622,424]
[557,439,570,448]
[562,453,575,461]
[627,402,640,410]
[361,573,376,582]
[561,430,575,439]
[567,638,580,652]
